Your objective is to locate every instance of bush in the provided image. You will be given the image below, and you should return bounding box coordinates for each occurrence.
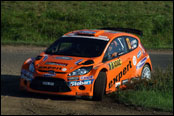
[109,66,173,112]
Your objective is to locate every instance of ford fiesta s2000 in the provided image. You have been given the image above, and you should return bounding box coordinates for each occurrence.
[20,28,152,101]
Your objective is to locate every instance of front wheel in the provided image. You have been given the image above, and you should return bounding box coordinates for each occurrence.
[93,72,106,101]
[141,64,151,80]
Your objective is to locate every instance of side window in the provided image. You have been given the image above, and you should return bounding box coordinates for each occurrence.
[125,37,138,50]
[103,37,128,62]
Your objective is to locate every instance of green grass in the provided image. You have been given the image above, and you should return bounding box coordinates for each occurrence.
[1,1,173,49]
[109,66,173,112]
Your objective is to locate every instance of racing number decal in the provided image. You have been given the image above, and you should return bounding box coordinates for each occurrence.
[108,59,122,70]
[126,38,131,49]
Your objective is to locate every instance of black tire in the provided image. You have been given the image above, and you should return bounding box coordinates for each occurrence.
[93,72,106,101]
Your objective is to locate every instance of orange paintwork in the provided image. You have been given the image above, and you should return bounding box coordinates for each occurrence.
[20,29,152,97]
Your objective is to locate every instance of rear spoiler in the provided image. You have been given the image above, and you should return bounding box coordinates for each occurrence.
[99,27,143,36]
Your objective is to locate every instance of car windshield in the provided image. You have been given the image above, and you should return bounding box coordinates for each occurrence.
[45,37,108,57]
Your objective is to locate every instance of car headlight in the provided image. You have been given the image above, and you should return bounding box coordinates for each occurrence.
[68,66,93,76]
[29,63,35,72]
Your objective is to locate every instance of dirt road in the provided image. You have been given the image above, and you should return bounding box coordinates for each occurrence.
[1,45,173,115]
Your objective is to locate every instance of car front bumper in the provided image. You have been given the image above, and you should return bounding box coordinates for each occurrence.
[20,71,95,97]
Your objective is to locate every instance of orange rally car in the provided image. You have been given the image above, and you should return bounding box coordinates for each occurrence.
[20,28,152,101]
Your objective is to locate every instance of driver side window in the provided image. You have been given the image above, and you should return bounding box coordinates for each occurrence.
[103,37,128,62]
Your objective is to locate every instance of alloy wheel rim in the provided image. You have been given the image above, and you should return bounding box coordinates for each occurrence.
[142,67,151,79]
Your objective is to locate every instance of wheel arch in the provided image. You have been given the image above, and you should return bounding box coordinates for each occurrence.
[100,68,108,72]
[145,63,152,71]
[93,68,108,100]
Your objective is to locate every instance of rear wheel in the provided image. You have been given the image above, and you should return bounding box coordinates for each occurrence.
[141,64,151,80]
[93,72,106,101]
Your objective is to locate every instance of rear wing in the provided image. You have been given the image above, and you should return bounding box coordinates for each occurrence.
[99,27,143,36]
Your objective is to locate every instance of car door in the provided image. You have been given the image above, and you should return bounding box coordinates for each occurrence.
[124,36,140,79]
[103,36,131,92]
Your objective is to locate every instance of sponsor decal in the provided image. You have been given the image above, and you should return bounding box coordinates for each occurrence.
[42,82,55,86]
[133,56,137,66]
[122,79,129,85]
[68,77,79,81]
[62,35,109,41]
[69,79,94,86]
[43,56,48,61]
[136,57,147,69]
[108,59,122,70]
[137,50,142,58]
[98,35,108,39]
[45,62,67,66]
[75,59,84,65]
[80,75,93,80]
[126,38,131,49]
[78,31,96,35]
[115,82,121,88]
[109,61,132,88]
[55,56,72,60]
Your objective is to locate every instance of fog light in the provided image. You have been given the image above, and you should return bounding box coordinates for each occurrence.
[79,85,85,90]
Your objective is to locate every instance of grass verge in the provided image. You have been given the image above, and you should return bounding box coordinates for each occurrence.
[109,66,173,112]
[1,1,173,49]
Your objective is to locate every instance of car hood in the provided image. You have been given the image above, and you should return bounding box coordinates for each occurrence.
[34,54,99,73]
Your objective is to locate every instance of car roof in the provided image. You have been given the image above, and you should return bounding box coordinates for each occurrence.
[63,29,140,41]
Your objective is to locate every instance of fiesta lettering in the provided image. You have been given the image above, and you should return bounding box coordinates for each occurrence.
[39,66,62,70]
